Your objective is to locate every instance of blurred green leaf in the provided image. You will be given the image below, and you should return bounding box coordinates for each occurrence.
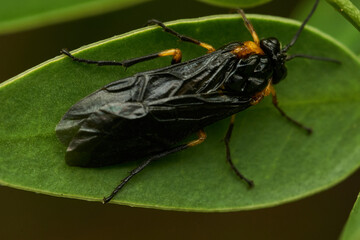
[0,0,148,35]
[326,0,360,31]
[292,0,360,54]
[196,0,271,8]
[0,15,359,211]
[340,193,360,240]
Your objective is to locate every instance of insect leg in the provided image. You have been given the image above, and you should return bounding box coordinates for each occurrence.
[103,130,206,204]
[158,48,182,64]
[224,115,254,187]
[237,9,260,45]
[61,48,182,67]
[270,86,313,134]
[147,19,215,53]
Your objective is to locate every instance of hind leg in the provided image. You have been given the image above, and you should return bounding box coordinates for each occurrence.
[103,130,207,203]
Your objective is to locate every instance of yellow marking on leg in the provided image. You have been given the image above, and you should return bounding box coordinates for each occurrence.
[232,41,264,58]
[158,48,182,63]
[238,9,260,45]
[199,42,216,53]
[251,79,273,105]
[187,129,207,147]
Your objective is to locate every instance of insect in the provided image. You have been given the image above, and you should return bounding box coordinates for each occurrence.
[56,0,339,203]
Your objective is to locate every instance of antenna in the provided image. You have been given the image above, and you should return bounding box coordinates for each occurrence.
[282,0,319,53]
[286,54,341,64]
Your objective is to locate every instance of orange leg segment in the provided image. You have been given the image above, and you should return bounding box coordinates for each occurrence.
[237,9,260,46]
[148,19,215,53]
[158,48,182,64]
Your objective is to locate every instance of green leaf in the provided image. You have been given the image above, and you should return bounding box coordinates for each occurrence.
[292,0,360,55]
[326,0,360,32]
[340,193,360,240]
[196,0,271,8]
[0,0,148,35]
[0,15,359,211]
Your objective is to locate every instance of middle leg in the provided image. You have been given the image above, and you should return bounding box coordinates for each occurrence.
[103,129,207,204]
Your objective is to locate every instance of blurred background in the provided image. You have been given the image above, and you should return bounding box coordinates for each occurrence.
[0,0,359,239]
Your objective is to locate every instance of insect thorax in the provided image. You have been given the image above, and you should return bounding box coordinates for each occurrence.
[223,54,273,96]
[223,37,289,96]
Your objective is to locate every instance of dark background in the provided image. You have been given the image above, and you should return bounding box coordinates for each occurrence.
[0,0,359,239]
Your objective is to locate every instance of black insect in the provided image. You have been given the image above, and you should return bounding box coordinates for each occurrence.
[56,0,339,203]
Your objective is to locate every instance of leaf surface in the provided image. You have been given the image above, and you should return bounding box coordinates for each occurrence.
[341,193,360,240]
[0,0,147,34]
[0,15,359,211]
[292,0,360,54]
[326,0,360,32]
